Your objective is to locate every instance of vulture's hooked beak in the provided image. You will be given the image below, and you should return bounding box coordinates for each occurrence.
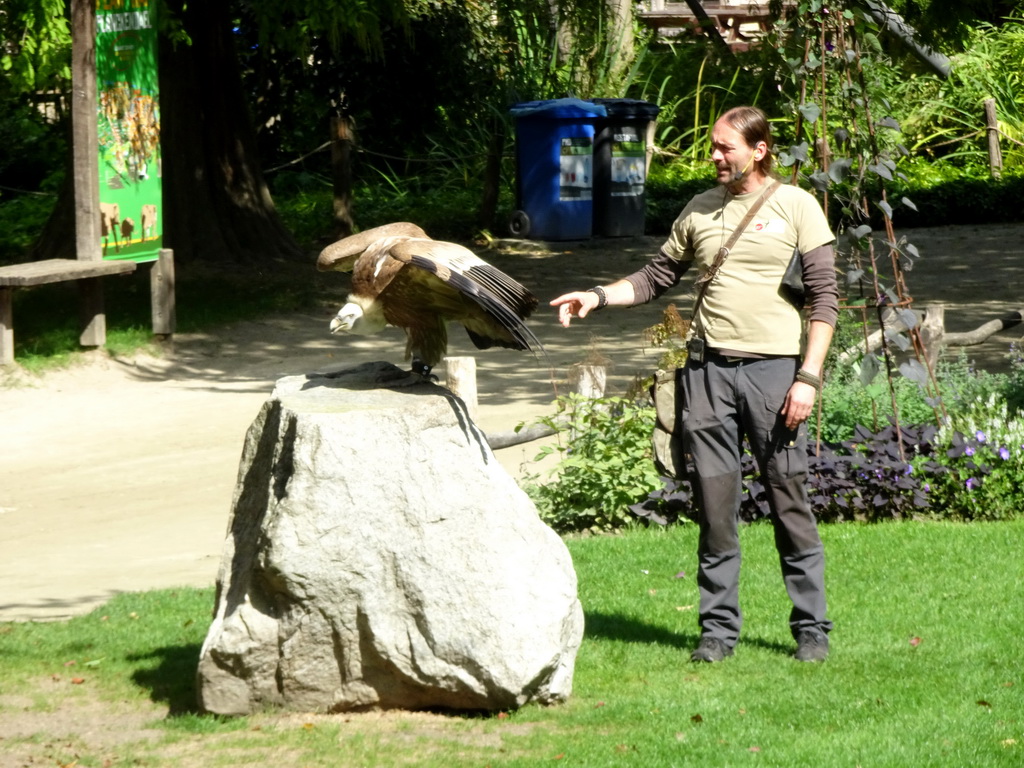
[330,306,361,334]
[330,301,386,335]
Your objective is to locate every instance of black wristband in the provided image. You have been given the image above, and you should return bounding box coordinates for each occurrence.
[796,368,822,389]
[588,286,608,310]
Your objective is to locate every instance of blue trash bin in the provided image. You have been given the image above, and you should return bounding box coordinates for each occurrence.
[509,98,607,240]
[591,98,661,237]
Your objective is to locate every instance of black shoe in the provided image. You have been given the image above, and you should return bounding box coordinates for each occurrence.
[690,636,734,663]
[794,629,829,662]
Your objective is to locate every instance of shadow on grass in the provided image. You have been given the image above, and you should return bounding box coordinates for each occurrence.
[584,610,696,649]
[130,642,204,716]
[584,610,795,657]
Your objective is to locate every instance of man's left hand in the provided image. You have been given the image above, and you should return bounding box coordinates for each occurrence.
[781,381,817,430]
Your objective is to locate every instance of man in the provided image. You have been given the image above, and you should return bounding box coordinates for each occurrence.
[550,106,839,663]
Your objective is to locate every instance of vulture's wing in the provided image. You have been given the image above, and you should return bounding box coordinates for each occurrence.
[316,222,428,273]
[387,239,544,355]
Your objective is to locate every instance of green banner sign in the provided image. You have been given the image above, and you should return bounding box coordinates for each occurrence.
[95,0,162,262]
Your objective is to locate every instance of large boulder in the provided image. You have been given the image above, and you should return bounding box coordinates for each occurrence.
[196,362,584,716]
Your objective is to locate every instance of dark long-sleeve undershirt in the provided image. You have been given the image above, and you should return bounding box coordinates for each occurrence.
[623,244,840,327]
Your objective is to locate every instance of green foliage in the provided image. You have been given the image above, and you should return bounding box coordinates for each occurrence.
[522,394,663,534]
[895,14,1024,168]
[532,344,1024,530]
[0,0,71,96]
[0,191,57,263]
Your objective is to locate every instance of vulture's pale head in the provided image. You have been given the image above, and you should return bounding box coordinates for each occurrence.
[329,297,386,336]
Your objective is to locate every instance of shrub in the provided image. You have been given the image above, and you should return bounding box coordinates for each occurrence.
[924,396,1024,520]
[521,394,663,534]
[533,350,1024,530]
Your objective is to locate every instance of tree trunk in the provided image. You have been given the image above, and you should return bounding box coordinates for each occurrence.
[158,1,303,264]
[604,0,635,87]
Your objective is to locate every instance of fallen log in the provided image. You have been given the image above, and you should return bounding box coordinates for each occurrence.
[943,310,1023,346]
[838,305,1023,364]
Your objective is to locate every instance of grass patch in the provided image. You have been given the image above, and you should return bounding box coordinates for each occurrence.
[1,521,1021,766]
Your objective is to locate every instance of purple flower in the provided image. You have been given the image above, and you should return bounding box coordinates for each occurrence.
[965,446,975,456]
[999,446,1011,460]
[975,430,987,443]
[966,478,978,491]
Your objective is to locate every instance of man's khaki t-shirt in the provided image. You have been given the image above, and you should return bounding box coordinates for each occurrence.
[661,180,835,357]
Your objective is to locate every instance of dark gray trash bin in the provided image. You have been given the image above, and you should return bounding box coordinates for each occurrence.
[591,98,661,237]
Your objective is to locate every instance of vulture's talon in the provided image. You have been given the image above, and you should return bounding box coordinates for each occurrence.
[411,359,437,382]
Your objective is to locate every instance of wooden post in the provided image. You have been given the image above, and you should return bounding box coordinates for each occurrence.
[0,287,13,366]
[572,364,607,399]
[645,120,657,176]
[71,0,106,348]
[920,304,945,372]
[71,0,100,262]
[331,115,355,238]
[78,278,106,347]
[444,356,478,420]
[985,98,1003,179]
[151,248,176,337]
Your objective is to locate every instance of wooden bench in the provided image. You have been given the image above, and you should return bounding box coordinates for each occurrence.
[0,257,138,365]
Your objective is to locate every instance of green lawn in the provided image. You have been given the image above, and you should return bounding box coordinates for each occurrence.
[1,520,1021,767]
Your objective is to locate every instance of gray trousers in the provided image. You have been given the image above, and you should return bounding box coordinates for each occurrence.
[681,354,832,647]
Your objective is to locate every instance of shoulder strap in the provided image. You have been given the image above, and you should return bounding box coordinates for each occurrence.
[692,180,781,314]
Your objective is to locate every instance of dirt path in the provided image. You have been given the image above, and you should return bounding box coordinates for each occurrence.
[2,223,1022,622]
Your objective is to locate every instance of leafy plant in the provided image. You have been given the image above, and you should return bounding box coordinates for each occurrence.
[894,15,1024,168]
[522,393,663,533]
[925,395,1024,520]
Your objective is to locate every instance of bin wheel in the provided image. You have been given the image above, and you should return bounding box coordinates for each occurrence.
[509,210,531,238]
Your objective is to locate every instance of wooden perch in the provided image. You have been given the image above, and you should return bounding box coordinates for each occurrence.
[484,363,610,450]
[486,418,567,450]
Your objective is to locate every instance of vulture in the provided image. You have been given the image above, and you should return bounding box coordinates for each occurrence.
[316,222,544,377]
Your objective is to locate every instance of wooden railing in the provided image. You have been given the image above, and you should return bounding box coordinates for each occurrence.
[637,1,784,50]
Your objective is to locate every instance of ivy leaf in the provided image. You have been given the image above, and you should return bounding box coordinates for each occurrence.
[848,224,872,241]
[779,141,810,168]
[847,268,865,284]
[905,243,920,259]
[885,329,911,352]
[828,157,854,183]
[868,163,893,181]
[902,196,918,211]
[834,127,850,147]
[877,116,901,130]
[899,359,930,385]
[859,354,881,386]
[897,308,918,330]
[799,102,822,124]
[878,199,893,219]
[809,171,830,191]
